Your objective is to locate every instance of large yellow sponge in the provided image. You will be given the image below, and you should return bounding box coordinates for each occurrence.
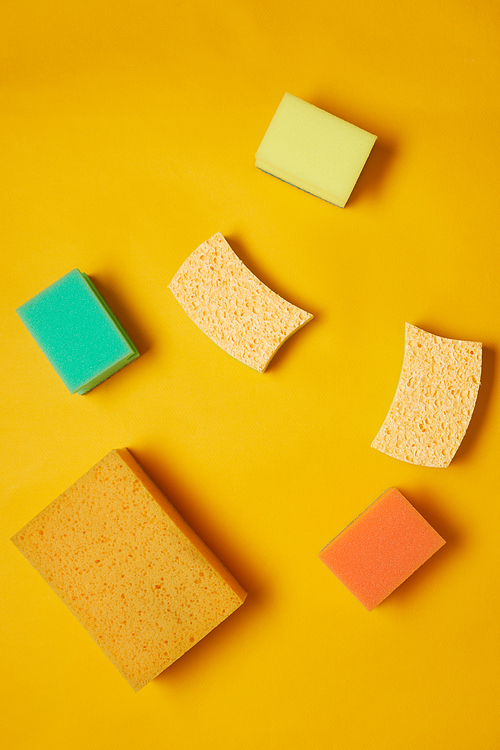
[11,449,246,691]
[255,93,377,207]
[168,232,313,372]
[372,324,482,468]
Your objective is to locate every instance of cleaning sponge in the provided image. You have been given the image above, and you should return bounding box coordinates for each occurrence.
[11,448,247,691]
[319,487,445,611]
[372,323,482,467]
[255,93,377,207]
[16,269,139,394]
[168,232,313,372]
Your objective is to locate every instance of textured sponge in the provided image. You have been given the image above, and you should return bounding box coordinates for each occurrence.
[11,449,246,691]
[168,232,313,372]
[319,487,445,611]
[372,323,482,468]
[255,93,377,207]
[16,269,139,394]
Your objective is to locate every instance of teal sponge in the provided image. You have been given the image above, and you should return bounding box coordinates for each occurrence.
[16,270,139,394]
[255,93,377,207]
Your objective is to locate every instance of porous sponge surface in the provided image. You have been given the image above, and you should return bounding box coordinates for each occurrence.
[255,93,377,207]
[372,323,482,468]
[168,232,313,372]
[16,269,139,394]
[11,449,246,691]
[319,488,445,611]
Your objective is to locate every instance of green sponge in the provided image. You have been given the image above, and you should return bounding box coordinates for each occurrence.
[255,93,377,207]
[16,269,139,394]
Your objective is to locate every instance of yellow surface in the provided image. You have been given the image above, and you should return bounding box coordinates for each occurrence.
[1,1,499,748]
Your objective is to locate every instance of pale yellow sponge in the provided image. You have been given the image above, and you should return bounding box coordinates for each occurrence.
[168,232,313,372]
[372,324,482,468]
[255,93,377,207]
[11,449,246,691]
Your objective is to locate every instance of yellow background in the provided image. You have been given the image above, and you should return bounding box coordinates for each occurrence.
[1,1,499,748]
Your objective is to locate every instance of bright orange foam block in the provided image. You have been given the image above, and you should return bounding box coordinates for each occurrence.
[11,449,246,691]
[319,488,445,611]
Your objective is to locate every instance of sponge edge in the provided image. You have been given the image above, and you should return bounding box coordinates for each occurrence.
[11,449,247,691]
[168,232,313,372]
[372,323,482,468]
[255,93,377,207]
[319,487,446,611]
[16,269,139,394]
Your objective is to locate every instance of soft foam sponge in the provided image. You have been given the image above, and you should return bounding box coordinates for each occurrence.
[168,232,313,372]
[16,269,139,394]
[255,93,377,207]
[372,323,482,468]
[11,449,246,691]
[319,488,445,611]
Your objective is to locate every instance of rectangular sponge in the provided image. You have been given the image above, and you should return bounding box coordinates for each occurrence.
[11,449,247,691]
[255,93,377,207]
[319,488,445,611]
[16,269,139,394]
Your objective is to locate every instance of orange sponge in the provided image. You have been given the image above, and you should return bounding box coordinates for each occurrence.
[11,449,246,691]
[319,488,445,611]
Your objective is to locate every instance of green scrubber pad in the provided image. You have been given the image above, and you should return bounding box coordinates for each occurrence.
[16,269,139,394]
[255,93,377,207]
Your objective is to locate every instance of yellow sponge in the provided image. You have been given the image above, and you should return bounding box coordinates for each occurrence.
[372,324,482,468]
[255,93,377,207]
[168,232,313,372]
[11,449,246,691]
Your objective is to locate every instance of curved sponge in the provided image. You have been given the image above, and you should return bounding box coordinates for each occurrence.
[11,449,246,691]
[372,323,482,468]
[319,487,445,611]
[168,232,313,372]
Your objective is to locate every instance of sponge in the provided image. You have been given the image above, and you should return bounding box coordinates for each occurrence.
[372,323,482,468]
[16,269,139,394]
[319,487,445,611]
[255,93,377,207]
[11,449,246,691]
[168,232,313,372]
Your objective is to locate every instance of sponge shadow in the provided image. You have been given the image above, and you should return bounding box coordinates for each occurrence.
[453,346,495,464]
[379,487,460,610]
[224,234,317,373]
[349,137,397,206]
[126,445,267,687]
[308,94,397,207]
[88,272,152,357]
